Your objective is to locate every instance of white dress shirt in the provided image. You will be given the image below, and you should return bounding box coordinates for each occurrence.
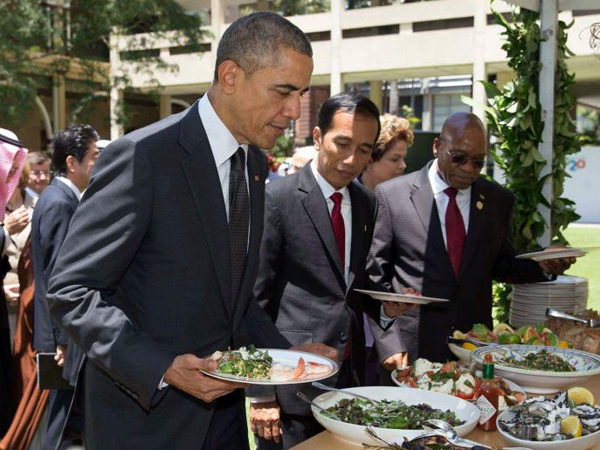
[198,93,249,221]
[428,159,471,248]
[25,187,39,200]
[55,176,82,201]
[310,160,352,283]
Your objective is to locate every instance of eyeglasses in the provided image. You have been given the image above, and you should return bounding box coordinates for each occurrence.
[31,170,51,177]
[448,152,485,169]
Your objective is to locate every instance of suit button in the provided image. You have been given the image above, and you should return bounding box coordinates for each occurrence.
[339,332,347,343]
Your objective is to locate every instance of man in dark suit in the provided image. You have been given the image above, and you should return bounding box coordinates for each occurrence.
[46,12,335,450]
[249,93,408,449]
[31,124,99,450]
[367,111,574,363]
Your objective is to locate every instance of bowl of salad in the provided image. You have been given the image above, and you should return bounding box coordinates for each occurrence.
[310,386,480,446]
[472,345,600,394]
[391,358,526,410]
[448,323,570,364]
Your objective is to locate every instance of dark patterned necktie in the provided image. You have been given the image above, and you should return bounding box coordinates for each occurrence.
[229,147,249,304]
[444,187,466,278]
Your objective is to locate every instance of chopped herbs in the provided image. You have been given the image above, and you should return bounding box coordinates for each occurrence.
[324,398,464,429]
[501,349,576,372]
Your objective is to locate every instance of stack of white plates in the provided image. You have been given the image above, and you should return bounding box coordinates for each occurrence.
[509,275,588,327]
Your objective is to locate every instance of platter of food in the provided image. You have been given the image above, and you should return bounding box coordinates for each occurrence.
[391,358,526,410]
[354,289,449,305]
[310,386,480,446]
[497,388,600,450]
[472,345,600,394]
[204,346,338,385]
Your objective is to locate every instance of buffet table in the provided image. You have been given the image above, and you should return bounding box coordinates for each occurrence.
[289,376,600,450]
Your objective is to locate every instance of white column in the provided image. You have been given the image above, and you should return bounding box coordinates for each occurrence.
[330,0,343,95]
[109,33,124,140]
[370,81,383,113]
[159,94,172,119]
[538,0,558,247]
[211,0,225,70]
[472,0,487,126]
[389,80,399,115]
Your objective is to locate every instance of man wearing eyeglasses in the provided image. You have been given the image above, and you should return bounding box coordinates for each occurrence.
[366,111,574,362]
[26,151,52,198]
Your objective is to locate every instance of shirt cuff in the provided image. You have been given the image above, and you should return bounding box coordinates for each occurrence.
[248,396,277,404]
[158,375,169,390]
[380,305,396,328]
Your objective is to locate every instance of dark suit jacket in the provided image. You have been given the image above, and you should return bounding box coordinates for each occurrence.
[47,102,289,450]
[251,165,386,416]
[31,178,78,354]
[367,161,548,362]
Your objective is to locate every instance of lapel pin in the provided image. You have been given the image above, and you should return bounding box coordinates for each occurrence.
[254,175,260,182]
[476,201,484,210]
[479,194,485,200]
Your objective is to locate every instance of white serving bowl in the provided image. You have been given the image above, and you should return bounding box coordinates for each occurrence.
[448,342,472,364]
[472,345,600,394]
[311,386,480,447]
[497,408,600,450]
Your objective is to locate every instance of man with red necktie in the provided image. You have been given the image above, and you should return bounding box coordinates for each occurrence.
[367,111,575,363]
[248,93,408,449]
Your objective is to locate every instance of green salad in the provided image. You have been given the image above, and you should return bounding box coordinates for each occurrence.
[502,349,576,372]
[215,345,273,379]
[324,398,464,429]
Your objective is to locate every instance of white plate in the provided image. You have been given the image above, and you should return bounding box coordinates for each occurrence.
[516,248,586,262]
[448,343,473,364]
[354,289,449,305]
[202,349,338,385]
[311,386,480,447]
[472,345,600,394]
[497,408,600,450]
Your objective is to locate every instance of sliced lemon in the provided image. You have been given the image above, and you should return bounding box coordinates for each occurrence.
[558,340,571,349]
[561,416,582,438]
[568,387,595,406]
[493,323,515,335]
[453,330,466,339]
[523,327,539,342]
[462,342,477,351]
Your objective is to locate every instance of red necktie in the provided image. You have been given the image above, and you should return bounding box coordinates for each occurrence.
[330,193,345,269]
[331,192,351,360]
[444,187,466,278]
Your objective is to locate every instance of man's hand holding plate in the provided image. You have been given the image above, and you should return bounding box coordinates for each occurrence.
[164,354,247,402]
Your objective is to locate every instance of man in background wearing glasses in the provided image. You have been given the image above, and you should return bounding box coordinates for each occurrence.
[26,151,52,198]
[366,111,574,363]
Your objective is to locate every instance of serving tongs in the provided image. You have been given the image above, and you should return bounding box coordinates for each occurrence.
[446,336,490,347]
[546,308,600,328]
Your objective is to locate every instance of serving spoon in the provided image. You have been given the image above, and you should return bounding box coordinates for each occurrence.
[311,381,380,407]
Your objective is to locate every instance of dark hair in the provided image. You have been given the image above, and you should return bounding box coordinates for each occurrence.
[317,93,381,143]
[27,151,50,166]
[214,12,312,81]
[51,124,99,175]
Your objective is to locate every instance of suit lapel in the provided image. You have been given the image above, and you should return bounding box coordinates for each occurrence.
[410,163,456,281]
[298,166,345,283]
[179,102,233,319]
[347,182,367,292]
[459,178,485,279]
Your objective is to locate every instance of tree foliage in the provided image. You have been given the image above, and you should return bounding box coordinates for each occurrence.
[464,6,584,323]
[0,0,205,129]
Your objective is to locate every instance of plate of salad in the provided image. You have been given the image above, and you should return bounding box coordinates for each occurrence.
[203,345,338,385]
[391,358,526,410]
